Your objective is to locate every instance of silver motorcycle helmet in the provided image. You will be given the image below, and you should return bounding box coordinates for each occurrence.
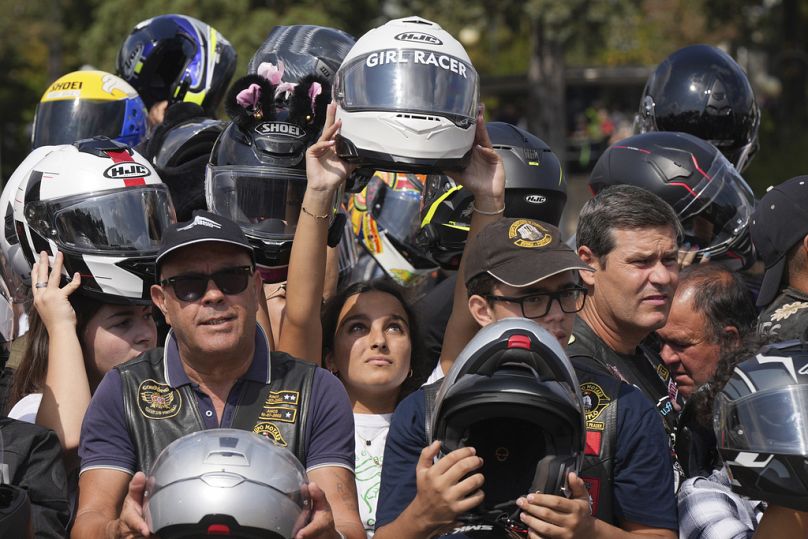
[144,429,311,538]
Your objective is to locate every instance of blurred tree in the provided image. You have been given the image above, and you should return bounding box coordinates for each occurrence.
[700,0,808,193]
[0,0,96,182]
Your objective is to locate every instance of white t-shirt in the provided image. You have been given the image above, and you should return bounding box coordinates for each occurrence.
[353,412,392,537]
[7,392,42,424]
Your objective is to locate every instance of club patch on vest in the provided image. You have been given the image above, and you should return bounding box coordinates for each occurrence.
[253,422,288,446]
[137,379,181,420]
[771,301,808,321]
[259,390,300,424]
[582,476,601,516]
[264,390,300,406]
[259,407,297,423]
[508,219,552,248]
[581,382,611,430]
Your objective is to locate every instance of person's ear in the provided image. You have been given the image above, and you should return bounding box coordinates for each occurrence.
[578,246,599,287]
[468,294,496,327]
[722,325,740,345]
[150,284,171,325]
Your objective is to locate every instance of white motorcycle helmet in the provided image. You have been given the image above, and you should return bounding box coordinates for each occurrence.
[14,137,176,304]
[334,16,479,173]
[0,145,56,305]
[144,429,311,538]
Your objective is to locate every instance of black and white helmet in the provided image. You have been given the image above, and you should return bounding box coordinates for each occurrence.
[715,339,808,511]
[13,137,176,304]
[0,146,57,305]
[144,429,311,538]
[432,318,584,517]
[334,16,479,173]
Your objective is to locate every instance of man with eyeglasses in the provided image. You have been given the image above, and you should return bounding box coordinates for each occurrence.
[74,211,364,539]
[375,218,677,539]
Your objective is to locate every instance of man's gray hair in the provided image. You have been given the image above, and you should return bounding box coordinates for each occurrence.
[576,185,683,263]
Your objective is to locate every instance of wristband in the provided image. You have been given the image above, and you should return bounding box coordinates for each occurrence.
[470,201,505,215]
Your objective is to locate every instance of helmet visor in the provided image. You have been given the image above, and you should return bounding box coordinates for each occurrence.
[32,100,125,148]
[206,165,312,240]
[717,385,808,454]
[675,153,755,253]
[25,186,175,254]
[366,173,427,246]
[336,49,479,124]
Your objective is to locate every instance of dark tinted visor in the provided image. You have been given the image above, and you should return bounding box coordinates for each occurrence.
[33,100,125,148]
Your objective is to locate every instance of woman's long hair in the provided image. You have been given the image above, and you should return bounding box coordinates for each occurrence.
[7,293,102,412]
[321,280,430,401]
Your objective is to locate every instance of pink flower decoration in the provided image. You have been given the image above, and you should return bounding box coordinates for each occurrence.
[275,82,297,100]
[308,82,322,112]
[236,83,262,109]
[257,60,285,85]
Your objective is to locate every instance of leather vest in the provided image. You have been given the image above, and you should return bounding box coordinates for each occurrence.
[568,358,620,525]
[569,319,685,490]
[117,347,317,473]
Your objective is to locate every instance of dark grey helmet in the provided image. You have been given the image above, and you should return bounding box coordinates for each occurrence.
[715,339,808,511]
[432,319,584,516]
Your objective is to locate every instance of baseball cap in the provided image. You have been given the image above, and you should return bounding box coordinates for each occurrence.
[464,218,592,287]
[156,211,255,271]
[751,176,808,307]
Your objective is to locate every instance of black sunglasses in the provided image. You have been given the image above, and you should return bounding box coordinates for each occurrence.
[160,265,254,302]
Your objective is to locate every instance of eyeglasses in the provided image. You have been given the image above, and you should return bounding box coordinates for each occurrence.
[486,286,588,319]
[160,266,254,302]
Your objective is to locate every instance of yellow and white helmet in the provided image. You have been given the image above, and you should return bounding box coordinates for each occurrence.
[32,70,148,149]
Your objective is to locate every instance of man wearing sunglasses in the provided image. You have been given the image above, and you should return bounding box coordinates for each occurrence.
[74,211,364,539]
[376,218,677,539]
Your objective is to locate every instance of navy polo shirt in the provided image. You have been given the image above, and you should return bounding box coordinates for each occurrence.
[79,325,354,475]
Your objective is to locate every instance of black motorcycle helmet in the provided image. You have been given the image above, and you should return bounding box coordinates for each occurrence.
[636,44,760,172]
[248,25,356,85]
[117,14,237,114]
[715,339,808,511]
[139,102,226,222]
[206,66,334,283]
[432,319,584,519]
[589,131,757,270]
[419,122,566,270]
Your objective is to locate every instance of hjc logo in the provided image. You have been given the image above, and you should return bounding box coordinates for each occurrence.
[525,194,547,204]
[255,122,305,138]
[103,163,151,179]
[394,32,443,45]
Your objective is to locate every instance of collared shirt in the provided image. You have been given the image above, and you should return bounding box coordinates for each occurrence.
[79,324,354,475]
[161,326,272,429]
[677,468,764,539]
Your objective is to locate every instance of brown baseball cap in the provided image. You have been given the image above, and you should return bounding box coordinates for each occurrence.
[464,218,593,287]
